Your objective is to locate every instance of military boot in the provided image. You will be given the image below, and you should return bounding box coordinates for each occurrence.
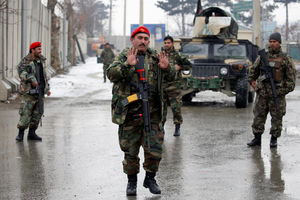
[270,136,277,148]
[126,174,137,196]
[247,133,261,147]
[27,127,42,141]
[173,124,181,136]
[16,128,25,142]
[143,172,161,194]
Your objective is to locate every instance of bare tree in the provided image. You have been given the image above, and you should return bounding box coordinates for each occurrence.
[280,20,300,42]
[47,0,62,73]
[64,0,86,66]
[75,0,109,37]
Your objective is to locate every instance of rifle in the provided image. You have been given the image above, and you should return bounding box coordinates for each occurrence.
[258,49,278,108]
[29,62,44,126]
[121,55,152,152]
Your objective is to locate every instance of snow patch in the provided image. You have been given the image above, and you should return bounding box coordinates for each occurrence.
[48,57,112,101]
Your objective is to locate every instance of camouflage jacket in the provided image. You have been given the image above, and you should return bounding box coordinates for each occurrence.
[248,47,296,97]
[17,54,50,96]
[107,47,176,125]
[163,47,192,91]
[100,48,115,65]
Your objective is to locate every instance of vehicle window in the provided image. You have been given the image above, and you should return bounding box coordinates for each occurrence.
[213,44,246,58]
[181,43,209,56]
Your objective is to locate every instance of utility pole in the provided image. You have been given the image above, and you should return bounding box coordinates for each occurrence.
[139,0,143,26]
[123,0,127,49]
[253,0,261,47]
[109,0,112,39]
[285,0,289,41]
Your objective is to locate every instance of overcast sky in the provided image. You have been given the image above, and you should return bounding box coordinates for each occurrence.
[102,0,300,36]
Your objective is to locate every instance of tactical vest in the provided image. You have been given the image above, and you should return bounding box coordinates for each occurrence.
[267,54,285,83]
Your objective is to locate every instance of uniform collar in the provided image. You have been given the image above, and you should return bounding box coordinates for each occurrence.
[268,46,282,55]
[25,53,46,62]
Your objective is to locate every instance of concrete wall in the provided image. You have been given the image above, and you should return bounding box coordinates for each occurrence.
[0,0,71,101]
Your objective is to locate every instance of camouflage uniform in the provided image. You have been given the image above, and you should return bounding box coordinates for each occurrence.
[100,48,115,82]
[17,54,50,130]
[248,47,296,138]
[107,48,175,175]
[162,48,192,125]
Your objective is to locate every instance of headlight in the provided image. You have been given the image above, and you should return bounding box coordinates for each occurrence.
[182,70,191,75]
[220,67,228,75]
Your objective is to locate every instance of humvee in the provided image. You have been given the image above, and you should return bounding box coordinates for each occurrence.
[176,7,259,108]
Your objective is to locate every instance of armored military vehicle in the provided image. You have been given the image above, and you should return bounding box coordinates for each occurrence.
[177,7,258,108]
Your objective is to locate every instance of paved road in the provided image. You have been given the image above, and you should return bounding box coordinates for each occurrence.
[1,58,300,200]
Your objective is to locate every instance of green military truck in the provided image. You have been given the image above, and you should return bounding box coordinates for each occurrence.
[176,7,258,108]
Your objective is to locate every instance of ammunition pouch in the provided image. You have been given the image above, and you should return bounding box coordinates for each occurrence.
[273,67,282,83]
[111,93,128,125]
[268,57,283,83]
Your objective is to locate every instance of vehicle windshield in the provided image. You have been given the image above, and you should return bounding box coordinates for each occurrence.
[213,44,246,58]
[181,43,209,56]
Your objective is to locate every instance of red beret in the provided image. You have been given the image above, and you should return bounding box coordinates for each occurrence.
[131,26,150,38]
[30,42,41,50]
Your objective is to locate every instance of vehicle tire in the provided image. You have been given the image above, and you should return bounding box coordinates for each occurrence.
[235,76,249,108]
[248,91,255,103]
[182,93,193,102]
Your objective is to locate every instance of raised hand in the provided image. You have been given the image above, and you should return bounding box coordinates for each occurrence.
[32,81,38,88]
[127,47,138,66]
[251,81,256,89]
[158,51,169,69]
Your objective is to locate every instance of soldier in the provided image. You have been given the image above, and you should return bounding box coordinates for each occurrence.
[162,35,192,136]
[247,32,296,148]
[107,26,175,196]
[100,43,115,83]
[15,42,51,142]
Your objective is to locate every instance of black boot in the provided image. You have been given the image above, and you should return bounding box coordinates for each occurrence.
[126,174,137,196]
[16,128,25,142]
[143,172,161,194]
[173,124,181,136]
[270,136,277,148]
[27,128,42,141]
[247,133,261,147]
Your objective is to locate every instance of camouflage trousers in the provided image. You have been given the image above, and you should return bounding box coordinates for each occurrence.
[17,95,43,130]
[118,112,164,175]
[163,88,183,125]
[103,64,109,81]
[252,94,286,138]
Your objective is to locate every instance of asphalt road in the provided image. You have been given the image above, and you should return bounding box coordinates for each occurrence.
[1,58,300,200]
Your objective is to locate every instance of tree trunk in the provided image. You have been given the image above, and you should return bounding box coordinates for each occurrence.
[48,0,62,73]
[66,0,76,66]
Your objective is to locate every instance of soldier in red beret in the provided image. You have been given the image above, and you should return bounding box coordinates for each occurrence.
[107,26,176,196]
[15,42,51,142]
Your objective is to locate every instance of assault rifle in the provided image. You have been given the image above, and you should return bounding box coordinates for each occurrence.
[122,55,152,152]
[29,62,44,126]
[258,49,278,108]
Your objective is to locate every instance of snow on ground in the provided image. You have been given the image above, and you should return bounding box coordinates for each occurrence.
[193,90,235,103]
[48,57,112,101]
[47,57,299,103]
